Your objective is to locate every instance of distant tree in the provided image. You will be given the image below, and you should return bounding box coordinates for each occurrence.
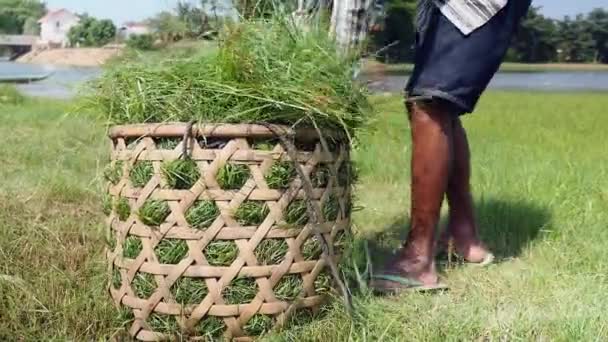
[509,7,559,63]
[22,16,40,35]
[0,0,46,34]
[68,16,117,47]
[149,11,189,43]
[370,0,416,63]
[126,33,155,50]
[557,15,596,63]
[586,8,608,63]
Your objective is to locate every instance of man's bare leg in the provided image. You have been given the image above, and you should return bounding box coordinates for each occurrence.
[379,101,454,286]
[442,118,492,263]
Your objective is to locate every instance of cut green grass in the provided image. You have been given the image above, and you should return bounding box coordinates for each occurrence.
[103,161,124,185]
[115,197,131,221]
[138,200,171,226]
[322,195,340,221]
[243,314,274,336]
[171,277,208,304]
[162,159,200,189]
[154,239,189,264]
[235,201,269,226]
[130,161,153,188]
[274,274,303,301]
[285,200,308,226]
[111,268,122,289]
[186,200,220,229]
[123,236,143,259]
[265,161,296,189]
[155,138,180,150]
[255,239,288,265]
[313,272,332,295]
[203,241,239,266]
[147,314,179,334]
[217,163,250,190]
[302,237,322,261]
[222,277,258,305]
[195,316,226,338]
[132,272,156,299]
[311,165,330,188]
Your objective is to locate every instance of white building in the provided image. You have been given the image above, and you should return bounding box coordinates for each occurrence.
[119,22,152,39]
[38,9,80,48]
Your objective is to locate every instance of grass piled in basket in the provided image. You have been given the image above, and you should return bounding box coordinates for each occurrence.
[100,15,365,339]
[88,17,371,138]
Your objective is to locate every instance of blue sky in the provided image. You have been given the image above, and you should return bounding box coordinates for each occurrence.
[44,0,607,25]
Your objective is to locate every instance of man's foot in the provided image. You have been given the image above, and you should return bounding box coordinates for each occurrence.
[371,249,447,294]
[438,228,494,265]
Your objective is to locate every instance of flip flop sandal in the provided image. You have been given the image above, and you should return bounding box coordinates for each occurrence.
[436,241,496,267]
[370,274,449,295]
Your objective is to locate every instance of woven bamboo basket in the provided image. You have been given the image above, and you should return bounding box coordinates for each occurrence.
[105,123,351,341]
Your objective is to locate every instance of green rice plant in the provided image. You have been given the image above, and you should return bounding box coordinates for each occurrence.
[154,239,189,264]
[234,201,269,226]
[274,274,303,301]
[203,241,239,266]
[0,84,25,105]
[115,197,131,221]
[162,159,200,190]
[147,313,179,334]
[322,195,340,221]
[156,138,180,150]
[195,316,226,338]
[311,165,330,188]
[222,277,258,305]
[285,200,308,226]
[217,163,250,190]
[313,271,332,295]
[243,314,273,336]
[123,236,143,259]
[254,239,288,265]
[103,161,124,185]
[115,305,135,328]
[186,201,220,229]
[265,161,296,189]
[171,277,208,304]
[302,237,322,260]
[138,200,171,226]
[102,194,113,216]
[111,268,122,289]
[130,161,154,188]
[132,272,156,298]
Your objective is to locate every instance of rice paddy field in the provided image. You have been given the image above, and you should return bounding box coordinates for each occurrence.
[1,90,607,341]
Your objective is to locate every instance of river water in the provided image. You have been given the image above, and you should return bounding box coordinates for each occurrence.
[1,61,608,99]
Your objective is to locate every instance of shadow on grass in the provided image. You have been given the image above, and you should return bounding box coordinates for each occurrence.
[365,198,551,268]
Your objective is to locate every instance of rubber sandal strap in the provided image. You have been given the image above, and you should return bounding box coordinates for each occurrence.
[371,274,424,288]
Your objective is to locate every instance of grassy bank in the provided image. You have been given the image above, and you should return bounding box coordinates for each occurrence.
[1,92,607,340]
[363,59,608,75]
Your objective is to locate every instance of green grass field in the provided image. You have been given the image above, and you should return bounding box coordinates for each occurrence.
[363,59,608,75]
[1,91,607,340]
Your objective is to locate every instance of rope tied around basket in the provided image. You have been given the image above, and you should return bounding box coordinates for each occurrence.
[181,120,197,159]
[260,123,353,317]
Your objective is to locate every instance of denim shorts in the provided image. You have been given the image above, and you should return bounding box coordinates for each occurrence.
[405,0,532,115]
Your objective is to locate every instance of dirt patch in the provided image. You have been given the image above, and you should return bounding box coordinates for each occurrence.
[18,47,123,67]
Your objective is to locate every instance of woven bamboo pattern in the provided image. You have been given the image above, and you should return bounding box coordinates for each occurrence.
[105,123,351,341]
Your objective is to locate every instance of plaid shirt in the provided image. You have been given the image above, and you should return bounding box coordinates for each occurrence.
[420,0,508,35]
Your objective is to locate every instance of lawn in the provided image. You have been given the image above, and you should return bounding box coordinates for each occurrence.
[1,91,607,340]
[362,59,608,75]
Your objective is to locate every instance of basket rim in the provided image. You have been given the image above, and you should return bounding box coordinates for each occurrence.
[108,123,342,141]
